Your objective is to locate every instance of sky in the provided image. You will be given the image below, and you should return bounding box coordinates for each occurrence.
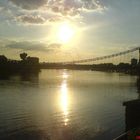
[0,0,140,62]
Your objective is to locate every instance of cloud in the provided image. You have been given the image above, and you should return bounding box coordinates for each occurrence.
[48,43,62,48]
[0,6,4,12]
[0,0,105,26]
[17,15,46,24]
[5,41,62,52]
[9,0,105,16]
[0,0,105,25]
[47,0,105,16]
[47,16,64,22]
[9,0,47,10]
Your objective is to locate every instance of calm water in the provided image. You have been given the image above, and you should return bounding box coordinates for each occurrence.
[0,70,139,140]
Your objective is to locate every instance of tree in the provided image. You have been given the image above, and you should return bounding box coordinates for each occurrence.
[20,53,27,61]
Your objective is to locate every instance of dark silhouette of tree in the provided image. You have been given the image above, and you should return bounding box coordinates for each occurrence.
[20,53,27,61]
[0,55,7,63]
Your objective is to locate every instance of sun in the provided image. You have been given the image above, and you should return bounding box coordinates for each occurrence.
[58,23,75,43]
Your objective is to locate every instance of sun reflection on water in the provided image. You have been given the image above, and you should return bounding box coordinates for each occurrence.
[60,71,69,126]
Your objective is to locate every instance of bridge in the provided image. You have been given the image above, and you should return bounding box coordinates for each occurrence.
[57,47,140,64]
[41,46,140,74]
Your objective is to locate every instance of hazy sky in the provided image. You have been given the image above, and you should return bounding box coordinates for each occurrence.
[0,0,140,62]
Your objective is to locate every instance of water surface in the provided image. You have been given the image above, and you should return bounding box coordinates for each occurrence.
[0,70,138,140]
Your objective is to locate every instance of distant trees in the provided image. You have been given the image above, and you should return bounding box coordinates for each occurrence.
[19,53,39,65]
[0,55,7,63]
[20,53,27,61]
[131,58,138,66]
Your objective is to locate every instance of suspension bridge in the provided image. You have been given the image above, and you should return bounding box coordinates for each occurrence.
[41,47,140,75]
[59,47,140,64]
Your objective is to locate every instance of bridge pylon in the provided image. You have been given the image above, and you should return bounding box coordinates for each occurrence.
[139,48,140,64]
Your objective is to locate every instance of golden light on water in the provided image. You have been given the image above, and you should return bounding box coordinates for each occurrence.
[60,71,69,126]
[62,72,69,79]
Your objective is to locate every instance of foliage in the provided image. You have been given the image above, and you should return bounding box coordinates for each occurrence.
[20,53,27,61]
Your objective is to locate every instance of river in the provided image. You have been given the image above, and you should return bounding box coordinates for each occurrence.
[0,70,139,140]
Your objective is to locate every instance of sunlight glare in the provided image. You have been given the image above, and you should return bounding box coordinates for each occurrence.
[58,23,75,43]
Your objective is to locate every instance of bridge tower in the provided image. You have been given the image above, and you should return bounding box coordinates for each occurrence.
[139,48,140,64]
[138,48,140,76]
